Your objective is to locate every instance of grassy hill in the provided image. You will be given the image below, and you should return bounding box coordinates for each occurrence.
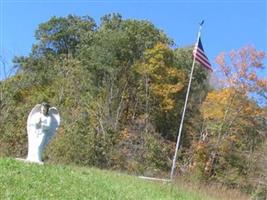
[0,158,217,200]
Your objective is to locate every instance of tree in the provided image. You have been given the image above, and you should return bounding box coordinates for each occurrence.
[194,46,267,189]
[134,43,186,139]
[78,13,171,132]
[35,15,96,55]
[216,46,266,105]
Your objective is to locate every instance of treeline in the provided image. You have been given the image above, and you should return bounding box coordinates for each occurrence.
[0,14,266,199]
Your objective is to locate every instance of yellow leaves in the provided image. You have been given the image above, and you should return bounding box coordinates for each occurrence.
[152,83,183,95]
[151,83,184,111]
[228,135,237,143]
[145,43,171,59]
[134,42,186,112]
[202,85,265,153]
[120,128,130,140]
[202,87,262,123]
[202,88,235,120]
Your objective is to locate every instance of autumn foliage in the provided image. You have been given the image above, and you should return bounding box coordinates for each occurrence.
[0,14,266,199]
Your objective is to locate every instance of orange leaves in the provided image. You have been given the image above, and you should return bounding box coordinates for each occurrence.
[193,46,266,183]
[248,72,257,81]
[256,79,267,89]
[216,46,266,91]
[120,128,130,140]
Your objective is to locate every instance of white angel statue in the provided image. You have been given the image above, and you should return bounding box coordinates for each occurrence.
[26,102,60,164]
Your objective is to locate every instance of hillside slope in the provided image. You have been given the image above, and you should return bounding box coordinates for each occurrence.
[0,158,215,200]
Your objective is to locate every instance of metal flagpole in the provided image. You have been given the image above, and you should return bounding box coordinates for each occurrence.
[170,21,204,180]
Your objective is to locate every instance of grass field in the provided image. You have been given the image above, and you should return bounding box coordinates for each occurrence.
[0,158,221,200]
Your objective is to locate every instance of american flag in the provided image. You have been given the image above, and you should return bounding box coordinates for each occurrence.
[193,37,212,71]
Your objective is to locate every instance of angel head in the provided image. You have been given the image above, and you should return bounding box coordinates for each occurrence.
[41,102,50,116]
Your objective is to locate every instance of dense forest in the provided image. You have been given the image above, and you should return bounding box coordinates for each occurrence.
[0,14,266,199]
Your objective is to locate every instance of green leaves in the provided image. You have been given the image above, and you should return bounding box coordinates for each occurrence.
[35,15,96,55]
[5,13,266,197]
[1,13,211,177]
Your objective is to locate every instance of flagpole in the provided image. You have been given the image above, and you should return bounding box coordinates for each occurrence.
[170,21,204,180]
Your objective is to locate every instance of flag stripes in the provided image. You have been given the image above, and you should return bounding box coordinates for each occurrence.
[193,37,212,71]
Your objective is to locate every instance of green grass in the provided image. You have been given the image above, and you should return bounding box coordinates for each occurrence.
[0,158,215,200]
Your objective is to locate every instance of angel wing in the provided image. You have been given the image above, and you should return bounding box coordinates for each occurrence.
[27,104,42,136]
[26,104,60,163]
[41,107,60,148]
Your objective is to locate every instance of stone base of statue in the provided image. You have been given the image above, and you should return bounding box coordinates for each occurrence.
[15,158,44,165]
